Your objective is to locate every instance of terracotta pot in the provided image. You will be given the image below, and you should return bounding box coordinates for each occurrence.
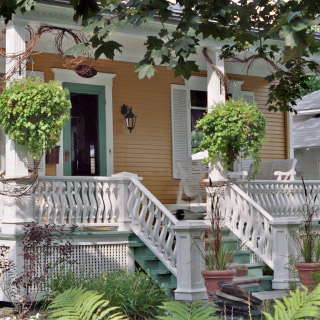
[202,269,237,301]
[295,262,320,291]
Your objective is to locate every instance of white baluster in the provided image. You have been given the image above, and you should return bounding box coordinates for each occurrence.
[110,183,118,223]
[88,182,97,224]
[46,182,53,224]
[52,181,61,224]
[66,182,76,226]
[96,182,103,224]
[59,181,67,224]
[102,182,111,223]
[81,181,89,224]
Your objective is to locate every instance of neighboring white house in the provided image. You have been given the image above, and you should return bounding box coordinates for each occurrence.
[293,90,320,179]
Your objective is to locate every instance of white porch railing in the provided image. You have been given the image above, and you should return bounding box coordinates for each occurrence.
[239,180,320,218]
[35,173,207,300]
[36,176,122,226]
[225,184,274,269]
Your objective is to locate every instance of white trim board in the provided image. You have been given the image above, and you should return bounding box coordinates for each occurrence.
[52,68,116,177]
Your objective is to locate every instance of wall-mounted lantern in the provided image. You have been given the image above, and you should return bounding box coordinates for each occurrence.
[121,104,137,133]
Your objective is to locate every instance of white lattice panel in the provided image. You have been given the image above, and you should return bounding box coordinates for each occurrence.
[32,244,128,291]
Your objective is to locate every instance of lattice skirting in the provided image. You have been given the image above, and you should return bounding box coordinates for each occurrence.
[32,243,129,291]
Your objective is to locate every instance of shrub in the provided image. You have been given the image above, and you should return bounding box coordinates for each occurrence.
[45,269,166,320]
[196,98,266,173]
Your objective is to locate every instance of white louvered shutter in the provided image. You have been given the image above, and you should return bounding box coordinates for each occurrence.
[171,84,189,179]
[27,154,45,176]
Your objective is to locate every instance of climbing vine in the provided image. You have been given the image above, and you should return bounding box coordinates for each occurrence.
[196,99,266,172]
[0,77,71,159]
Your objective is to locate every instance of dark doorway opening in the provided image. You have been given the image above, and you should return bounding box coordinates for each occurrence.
[70,93,99,176]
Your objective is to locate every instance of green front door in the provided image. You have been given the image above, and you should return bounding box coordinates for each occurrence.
[63,83,106,176]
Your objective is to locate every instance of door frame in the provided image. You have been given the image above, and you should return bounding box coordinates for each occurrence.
[52,68,116,176]
[63,83,106,176]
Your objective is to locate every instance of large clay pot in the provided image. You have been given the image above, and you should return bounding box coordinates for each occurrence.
[202,269,237,301]
[295,262,320,291]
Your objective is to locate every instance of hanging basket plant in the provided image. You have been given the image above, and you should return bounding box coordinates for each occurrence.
[196,98,266,175]
[0,77,71,159]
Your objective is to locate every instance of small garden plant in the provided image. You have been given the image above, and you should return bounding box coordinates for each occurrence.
[0,224,74,319]
[196,98,266,174]
[0,77,71,160]
[45,269,166,320]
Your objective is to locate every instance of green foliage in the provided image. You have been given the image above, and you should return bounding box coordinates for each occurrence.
[3,1,320,112]
[196,99,266,172]
[0,77,71,159]
[263,284,320,320]
[45,269,166,320]
[299,75,320,97]
[158,300,218,320]
[48,287,127,320]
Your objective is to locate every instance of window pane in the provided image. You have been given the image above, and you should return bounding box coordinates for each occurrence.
[190,90,207,108]
[191,109,206,154]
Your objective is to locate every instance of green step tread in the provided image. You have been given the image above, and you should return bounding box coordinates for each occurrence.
[143,256,159,261]
[151,269,171,275]
[128,241,145,248]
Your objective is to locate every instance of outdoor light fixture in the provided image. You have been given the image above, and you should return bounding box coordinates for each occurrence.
[121,104,137,133]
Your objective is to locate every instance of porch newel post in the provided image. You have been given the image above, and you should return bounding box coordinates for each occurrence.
[174,221,208,301]
[270,218,301,289]
[111,172,141,231]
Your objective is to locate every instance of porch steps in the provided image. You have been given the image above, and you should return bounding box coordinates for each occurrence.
[128,234,177,297]
[220,229,273,293]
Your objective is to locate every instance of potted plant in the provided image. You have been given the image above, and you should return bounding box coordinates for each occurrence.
[0,76,71,169]
[195,98,266,178]
[295,178,320,291]
[195,187,237,301]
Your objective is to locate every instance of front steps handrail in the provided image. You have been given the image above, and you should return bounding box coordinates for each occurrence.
[127,177,178,276]
[225,184,274,269]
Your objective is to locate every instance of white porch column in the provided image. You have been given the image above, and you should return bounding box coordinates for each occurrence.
[1,21,34,235]
[270,218,301,289]
[174,221,208,300]
[5,21,29,178]
[206,47,228,182]
[206,47,225,112]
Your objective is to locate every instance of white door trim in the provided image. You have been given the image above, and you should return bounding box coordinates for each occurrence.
[52,68,116,176]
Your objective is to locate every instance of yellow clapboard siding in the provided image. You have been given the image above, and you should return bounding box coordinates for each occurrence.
[33,52,288,203]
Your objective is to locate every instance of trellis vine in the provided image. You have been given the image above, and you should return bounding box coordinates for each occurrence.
[0,77,71,159]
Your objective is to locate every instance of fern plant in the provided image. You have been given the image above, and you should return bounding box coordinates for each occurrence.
[158,300,218,320]
[48,287,128,320]
[263,284,320,320]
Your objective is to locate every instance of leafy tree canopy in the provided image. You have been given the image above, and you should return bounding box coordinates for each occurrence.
[2,0,320,112]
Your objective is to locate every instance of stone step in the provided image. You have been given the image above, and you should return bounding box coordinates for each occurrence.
[234,275,273,292]
[252,290,288,301]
